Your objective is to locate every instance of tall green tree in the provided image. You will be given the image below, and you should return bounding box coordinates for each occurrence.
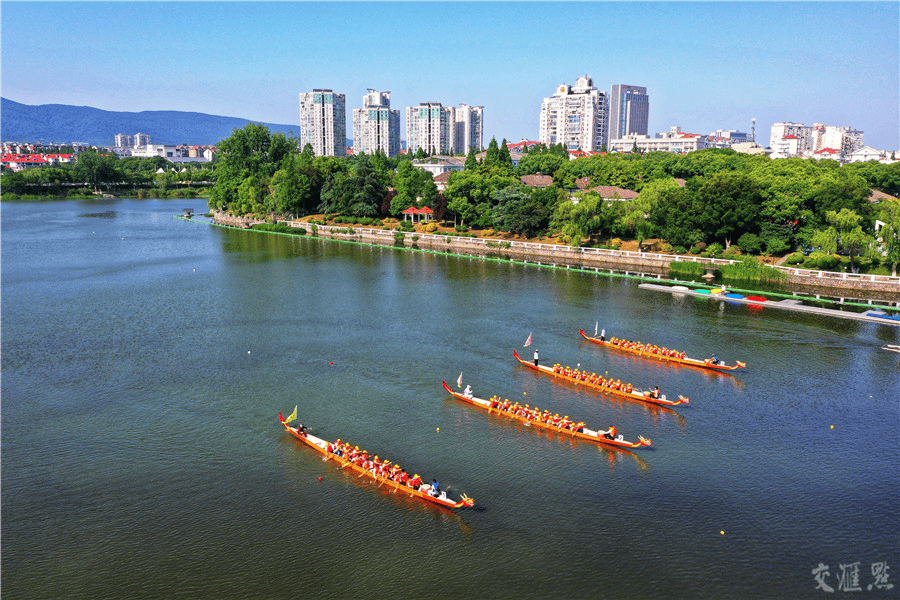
[811,209,872,273]
[209,123,295,213]
[694,171,763,247]
[550,192,612,245]
[877,200,900,276]
[492,185,551,238]
[499,139,513,167]
[74,149,118,191]
[464,147,478,171]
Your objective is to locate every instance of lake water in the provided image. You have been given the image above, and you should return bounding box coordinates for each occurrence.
[2,198,898,599]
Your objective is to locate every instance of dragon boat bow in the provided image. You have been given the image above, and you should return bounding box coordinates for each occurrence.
[279,411,474,510]
[443,381,651,450]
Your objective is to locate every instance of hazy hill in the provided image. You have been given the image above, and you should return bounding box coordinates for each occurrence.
[0,98,302,147]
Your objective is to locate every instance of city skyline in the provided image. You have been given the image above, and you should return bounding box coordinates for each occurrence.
[2,2,898,150]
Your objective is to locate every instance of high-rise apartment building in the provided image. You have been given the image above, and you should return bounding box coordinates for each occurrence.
[406,102,454,155]
[115,133,134,148]
[299,89,347,157]
[770,121,863,157]
[352,90,400,157]
[134,132,151,147]
[608,85,649,140]
[810,123,864,154]
[453,104,484,154]
[538,76,609,151]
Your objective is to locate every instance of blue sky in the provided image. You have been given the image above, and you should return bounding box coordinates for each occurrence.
[2,1,898,150]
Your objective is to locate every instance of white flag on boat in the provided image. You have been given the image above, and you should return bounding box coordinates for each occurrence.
[594,321,598,336]
[457,372,463,388]
[523,333,533,347]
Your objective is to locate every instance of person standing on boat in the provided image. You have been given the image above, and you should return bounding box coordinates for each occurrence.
[600,329,606,342]
[533,349,539,366]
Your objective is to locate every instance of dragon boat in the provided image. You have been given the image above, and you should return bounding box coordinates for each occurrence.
[513,350,689,407]
[279,411,475,510]
[442,381,651,449]
[579,329,746,373]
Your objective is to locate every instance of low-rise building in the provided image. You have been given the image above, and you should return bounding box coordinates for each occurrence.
[848,146,891,163]
[411,156,466,176]
[608,126,710,153]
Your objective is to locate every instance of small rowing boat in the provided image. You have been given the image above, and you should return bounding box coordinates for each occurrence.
[442,381,651,450]
[279,410,475,510]
[579,329,746,373]
[513,350,689,407]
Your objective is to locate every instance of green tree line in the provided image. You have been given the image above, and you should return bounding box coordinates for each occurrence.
[1,150,214,198]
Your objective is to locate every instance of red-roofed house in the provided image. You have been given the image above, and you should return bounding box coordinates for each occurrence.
[812,148,842,161]
[433,171,453,192]
[568,150,602,160]
[506,140,541,152]
[1,153,49,171]
[520,174,554,188]
[587,186,640,202]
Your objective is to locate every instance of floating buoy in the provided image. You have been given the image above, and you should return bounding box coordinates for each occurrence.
[329,361,334,364]
[318,477,322,481]
[436,427,440,433]
[248,351,251,354]
[830,425,834,429]
[720,531,725,535]
[523,392,527,395]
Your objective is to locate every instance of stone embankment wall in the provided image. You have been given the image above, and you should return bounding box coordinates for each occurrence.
[209,213,900,303]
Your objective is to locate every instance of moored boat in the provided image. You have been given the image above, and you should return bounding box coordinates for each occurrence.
[279,410,475,510]
[513,350,689,407]
[579,329,746,373]
[442,381,651,450]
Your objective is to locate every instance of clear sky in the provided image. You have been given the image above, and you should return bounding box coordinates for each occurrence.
[2,1,898,150]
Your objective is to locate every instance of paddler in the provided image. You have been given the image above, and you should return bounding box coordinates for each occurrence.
[409,473,422,489]
[601,425,618,440]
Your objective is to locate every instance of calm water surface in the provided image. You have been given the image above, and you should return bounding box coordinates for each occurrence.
[2,199,898,599]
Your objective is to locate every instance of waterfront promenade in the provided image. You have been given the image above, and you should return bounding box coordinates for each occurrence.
[208,211,900,305]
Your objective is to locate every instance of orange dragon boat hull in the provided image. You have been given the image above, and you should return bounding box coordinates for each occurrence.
[442,380,650,449]
[513,350,689,407]
[279,414,474,510]
[580,329,746,373]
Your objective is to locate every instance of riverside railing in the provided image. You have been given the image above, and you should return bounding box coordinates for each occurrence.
[288,222,900,287]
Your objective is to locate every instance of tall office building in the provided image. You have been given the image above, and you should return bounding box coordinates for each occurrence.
[453,104,484,154]
[538,76,609,151]
[352,89,400,157]
[299,89,347,157]
[406,102,454,155]
[608,85,649,140]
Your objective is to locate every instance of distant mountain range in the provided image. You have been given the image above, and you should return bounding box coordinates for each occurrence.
[0,98,305,147]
